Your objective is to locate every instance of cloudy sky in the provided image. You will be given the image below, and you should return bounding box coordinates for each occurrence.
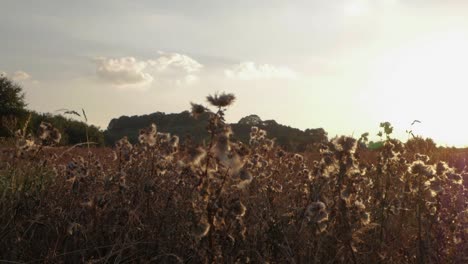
[2,0,468,146]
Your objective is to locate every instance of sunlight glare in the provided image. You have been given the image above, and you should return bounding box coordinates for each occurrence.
[344,0,370,17]
[368,30,468,146]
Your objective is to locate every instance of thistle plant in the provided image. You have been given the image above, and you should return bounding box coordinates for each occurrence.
[0,94,466,263]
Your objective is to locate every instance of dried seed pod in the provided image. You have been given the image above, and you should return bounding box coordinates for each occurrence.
[192,220,210,239]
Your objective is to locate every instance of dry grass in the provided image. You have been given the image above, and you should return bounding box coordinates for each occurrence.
[0,94,466,263]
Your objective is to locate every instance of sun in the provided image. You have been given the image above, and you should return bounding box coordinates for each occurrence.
[366,30,468,146]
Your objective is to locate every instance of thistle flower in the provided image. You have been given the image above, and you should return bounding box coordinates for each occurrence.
[294,154,304,162]
[276,149,286,158]
[340,187,351,202]
[317,222,327,233]
[230,199,247,217]
[115,136,133,161]
[307,201,326,212]
[16,134,35,152]
[415,153,430,163]
[305,202,328,224]
[435,161,450,175]
[188,146,207,166]
[213,134,230,158]
[206,92,236,107]
[239,168,253,182]
[430,180,444,194]
[354,200,366,211]
[409,160,433,176]
[192,220,211,239]
[221,152,244,173]
[170,135,179,149]
[360,212,371,225]
[332,136,357,154]
[233,142,250,157]
[38,122,61,145]
[270,181,283,193]
[258,129,267,138]
[138,123,157,146]
[264,139,275,150]
[158,132,171,143]
[67,223,82,236]
[236,168,253,189]
[447,173,463,185]
[458,210,468,223]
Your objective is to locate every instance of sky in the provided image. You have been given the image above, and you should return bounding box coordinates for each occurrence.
[2,0,468,146]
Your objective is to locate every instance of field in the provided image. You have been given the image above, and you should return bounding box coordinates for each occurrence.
[0,96,467,264]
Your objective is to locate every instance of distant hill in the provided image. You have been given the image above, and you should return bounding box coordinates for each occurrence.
[104,112,328,152]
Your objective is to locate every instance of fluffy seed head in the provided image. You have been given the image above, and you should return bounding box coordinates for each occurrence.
[230,199,247,217]
[138,123,157,146]
[192,220,210,239]
[306,202,328,224]
[38,122,61,145]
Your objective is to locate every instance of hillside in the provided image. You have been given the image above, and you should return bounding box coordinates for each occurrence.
[104,112,328,151]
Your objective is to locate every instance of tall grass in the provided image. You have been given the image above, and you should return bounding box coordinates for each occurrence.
[0,93,466,263]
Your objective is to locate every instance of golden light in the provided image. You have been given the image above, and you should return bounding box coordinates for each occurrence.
[344,0,370,17]
[367,30,468,146]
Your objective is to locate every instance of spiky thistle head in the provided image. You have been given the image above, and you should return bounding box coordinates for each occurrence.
[206,92,236,108]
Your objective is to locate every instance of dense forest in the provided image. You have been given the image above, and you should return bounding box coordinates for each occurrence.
[105,112,328,152]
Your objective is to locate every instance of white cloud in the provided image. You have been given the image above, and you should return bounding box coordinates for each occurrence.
[12,70,32,81]
[0,70,34,82]
[94,57,154,87]
[93,52,203,88]
[225,61,298,80]
[148,51,203,86]
[149,51,203,73]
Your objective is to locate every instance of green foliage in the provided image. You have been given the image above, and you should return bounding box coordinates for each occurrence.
[0,76,27,116]
[378,121,394,139]
[0,76,28,137]
[368,140,384,150]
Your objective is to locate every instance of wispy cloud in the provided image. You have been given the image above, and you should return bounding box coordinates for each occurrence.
[225,62,298,80]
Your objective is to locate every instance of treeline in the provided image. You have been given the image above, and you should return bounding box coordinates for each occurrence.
[1,75,104,146]
[1,111,104,146]
[104,112,329,152]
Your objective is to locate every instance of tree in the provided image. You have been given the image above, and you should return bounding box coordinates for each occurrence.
[0,76,28,137]
[0,76,27,117]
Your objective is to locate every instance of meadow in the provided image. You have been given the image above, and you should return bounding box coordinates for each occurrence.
[0,93,466,263]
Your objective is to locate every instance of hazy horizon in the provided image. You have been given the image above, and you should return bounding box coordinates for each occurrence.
[2,0,468,146]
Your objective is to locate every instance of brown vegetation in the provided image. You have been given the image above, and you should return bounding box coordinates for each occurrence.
[0,93,466,263]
